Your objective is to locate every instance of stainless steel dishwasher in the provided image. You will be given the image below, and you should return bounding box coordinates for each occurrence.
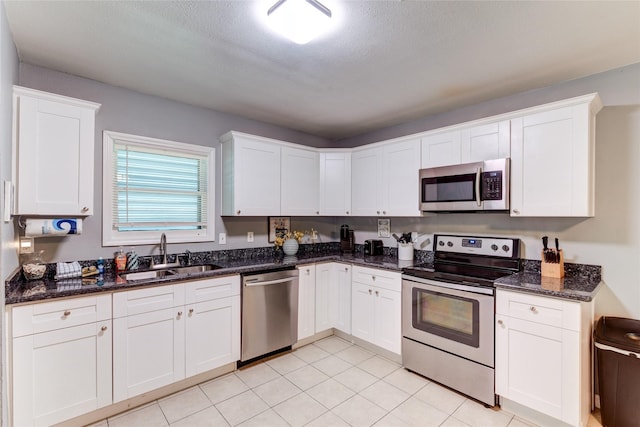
[241,268,299,362]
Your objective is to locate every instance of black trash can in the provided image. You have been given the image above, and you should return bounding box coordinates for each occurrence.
[594,316,640,427]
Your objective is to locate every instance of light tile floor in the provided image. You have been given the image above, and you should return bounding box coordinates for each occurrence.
[92,336,603,427]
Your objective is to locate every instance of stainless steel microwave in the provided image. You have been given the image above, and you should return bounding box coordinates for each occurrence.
[419,158,509,212]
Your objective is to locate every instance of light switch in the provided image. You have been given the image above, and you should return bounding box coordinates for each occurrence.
[247,232,254,242]
[219,233,226,244]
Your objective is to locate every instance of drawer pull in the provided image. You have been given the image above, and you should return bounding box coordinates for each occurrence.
[344,267,348,272]
[372,276,376,281]
[368,289,372,295]
[375,290,379,296]
[101,326,108,332]
[189,308,194,315]
[63,310,71,317]
[497,320,504,326]
[530,306,538,313]
[177,311,183,317]
[81,207,89,213]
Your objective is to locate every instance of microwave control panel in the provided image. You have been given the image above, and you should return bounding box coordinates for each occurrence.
[481,170,503,200]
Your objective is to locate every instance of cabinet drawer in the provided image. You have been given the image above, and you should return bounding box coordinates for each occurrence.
[113,284,185,318]
[496,290,581,330]
[185,275,240,304]
[12,294,111,337]
[351,266,401,292]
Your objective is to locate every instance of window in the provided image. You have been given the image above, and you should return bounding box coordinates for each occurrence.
[103,131,215,246]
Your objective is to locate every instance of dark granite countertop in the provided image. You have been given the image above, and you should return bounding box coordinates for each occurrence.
[494,260,602,302]
[6,247,423,305]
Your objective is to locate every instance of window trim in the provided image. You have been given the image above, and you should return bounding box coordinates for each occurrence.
[102,130,215,247]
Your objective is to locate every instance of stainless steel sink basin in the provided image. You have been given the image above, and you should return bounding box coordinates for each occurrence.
[170,264,223,275]
[121,264,223,282]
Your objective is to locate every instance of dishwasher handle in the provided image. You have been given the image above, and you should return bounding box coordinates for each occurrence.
[244,277,296,287]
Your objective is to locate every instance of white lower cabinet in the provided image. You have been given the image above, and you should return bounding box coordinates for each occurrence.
[113,275,240,402]
[495,289,593,427]
[297,264,316,340]
[315,262,351,334]
[11,294,112,427]
[351,266,401,355]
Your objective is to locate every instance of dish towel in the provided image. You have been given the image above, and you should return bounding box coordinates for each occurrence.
[55,261,82,280]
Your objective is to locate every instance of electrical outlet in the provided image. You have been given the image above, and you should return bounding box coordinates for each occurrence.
[311,229,318,240]
[219,233,226,244]
[247,231,254,242]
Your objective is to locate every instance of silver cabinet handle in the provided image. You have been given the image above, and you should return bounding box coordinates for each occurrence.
[346,211,349,215]
[375,290,379,296]
[344,267,348,272]
[81,207,89,213]
[316,211,319,215]
[189,308,194,315]
[237,210,241,215]
[513,209,520,215]
[101,326,108,332]
[497,320,504,326]
[530,306,537,313]
[306,268,310,274]
[377,211,380,215]
[177,311,183,316]
[372,276,376,281]
[368,289,372,295]
[383,211,386,215]
[63,310,71,317]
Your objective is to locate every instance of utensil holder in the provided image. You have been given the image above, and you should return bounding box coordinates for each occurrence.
[541,249,564,278]
[398,243,414,261]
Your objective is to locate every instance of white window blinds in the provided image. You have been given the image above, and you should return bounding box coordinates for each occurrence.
[102,131,215,246]
[112,143,208,231]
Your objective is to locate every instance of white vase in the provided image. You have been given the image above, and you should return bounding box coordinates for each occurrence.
[282,238,299,255]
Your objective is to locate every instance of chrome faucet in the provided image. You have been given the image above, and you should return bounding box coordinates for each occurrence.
[160,232,167,265]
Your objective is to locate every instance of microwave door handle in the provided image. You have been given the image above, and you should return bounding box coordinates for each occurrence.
[475,167,482,207]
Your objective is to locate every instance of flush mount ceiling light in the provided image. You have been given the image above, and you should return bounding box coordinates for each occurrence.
[267,0,332,44]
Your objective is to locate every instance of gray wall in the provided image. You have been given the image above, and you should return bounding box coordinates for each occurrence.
[17,63,338,263]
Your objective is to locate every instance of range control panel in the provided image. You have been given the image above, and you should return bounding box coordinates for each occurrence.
[434,234,519,258]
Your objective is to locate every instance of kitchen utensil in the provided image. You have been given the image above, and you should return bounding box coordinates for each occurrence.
[392,233,401,242]
[542,236,550,262]
[555,238,560,263]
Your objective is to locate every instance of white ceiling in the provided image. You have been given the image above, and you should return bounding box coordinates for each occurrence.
[4,1,640,140]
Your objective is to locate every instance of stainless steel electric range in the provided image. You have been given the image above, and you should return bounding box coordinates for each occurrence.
[402,234,520,406]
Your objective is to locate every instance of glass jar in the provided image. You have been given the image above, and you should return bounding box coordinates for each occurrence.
[23,250,46,281]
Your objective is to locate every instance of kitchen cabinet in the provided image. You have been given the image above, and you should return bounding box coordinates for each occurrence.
[113,276,240,401]
[460,120,510,162]
[421,130,461,168]
[298,264,316,340]
[351,137,421,217]
[281,146,320,215]
[351,266,402,355]
[319,151,351,215]
[184,276,240,377]
[510,94,602,217]
[495,289,593,427]
[315,262,351,334]
[11,294,112,427]
[220,131,281,216]
[12,86,100,216]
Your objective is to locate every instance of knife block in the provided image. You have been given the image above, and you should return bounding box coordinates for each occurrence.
[541,249,565,278]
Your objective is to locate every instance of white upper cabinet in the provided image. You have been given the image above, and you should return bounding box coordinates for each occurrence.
[352,137,421,217]
[510,94,602,217]
[421,130,461,168]
[220,132,281,216]
[12,86,100,216]
[460,120,511,162]
[281,146,319,215]
[319,151,351,216]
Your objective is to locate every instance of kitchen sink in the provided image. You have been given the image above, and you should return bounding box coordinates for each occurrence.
[170,264,224,275]
[121,264,224,282]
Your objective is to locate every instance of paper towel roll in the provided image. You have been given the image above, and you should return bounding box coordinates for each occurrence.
[25,218,83,237]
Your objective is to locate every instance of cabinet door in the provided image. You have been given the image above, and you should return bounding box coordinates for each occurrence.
[461,120,510,162]
[113,308,185,402]
[232,136,281,215]
[333,263,352,334]
[12,321,111,427]
[185,295,240,377]
[382,138,421,216]
[351,147,383,216]
[319,152,351,216]
[373,287,401,354]
[496,314,567,420]
[281,146,319,215]
[14,93,97,215]
[315,263,335,333]
[351,281,375,343]
[298,265,316,340]
[421,131,461,168]
[510,104,594,217]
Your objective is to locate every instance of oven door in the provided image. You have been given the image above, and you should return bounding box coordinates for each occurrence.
[402,276,495,367]
[420,161,483,211]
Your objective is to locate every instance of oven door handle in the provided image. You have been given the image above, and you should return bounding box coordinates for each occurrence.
[402,274,494,296]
